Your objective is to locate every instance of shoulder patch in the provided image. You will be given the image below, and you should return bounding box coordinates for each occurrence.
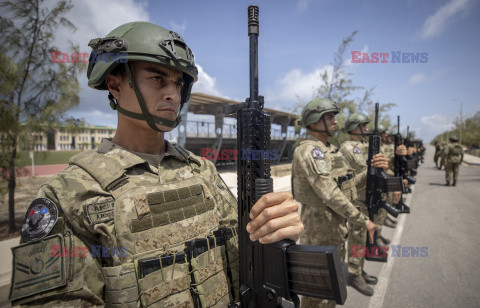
[311,148,325,160]
[9,234,67,301]
[353,146,361,154]
[85,199,115,225]
[21,198,58,242]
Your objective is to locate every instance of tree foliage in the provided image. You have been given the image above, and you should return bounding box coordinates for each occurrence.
[0,0,81,232]
[291,30,397,146]
[431,111,480,147]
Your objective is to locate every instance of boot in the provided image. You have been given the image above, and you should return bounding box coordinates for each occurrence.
[452,180,456,186]
[445,182,450,186]
[348,274,374,296]
[362,270,378,285]
[378,235,390,245]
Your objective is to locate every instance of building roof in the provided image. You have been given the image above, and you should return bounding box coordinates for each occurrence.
[189,93,299,126]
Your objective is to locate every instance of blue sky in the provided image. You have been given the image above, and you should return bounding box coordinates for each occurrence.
[54,0,479,142]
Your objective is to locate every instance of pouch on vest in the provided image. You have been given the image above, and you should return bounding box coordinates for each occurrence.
[187,236,231,307]
[102,262,138,308]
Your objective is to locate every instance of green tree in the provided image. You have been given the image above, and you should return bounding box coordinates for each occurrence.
[356,87,397,131]
[0,0,81,232]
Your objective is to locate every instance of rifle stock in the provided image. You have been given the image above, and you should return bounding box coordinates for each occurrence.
[224,6,346,307]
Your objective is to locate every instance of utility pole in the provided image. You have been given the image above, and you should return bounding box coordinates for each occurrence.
[452,99,463,144]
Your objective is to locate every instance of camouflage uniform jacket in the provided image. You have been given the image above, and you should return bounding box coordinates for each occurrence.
[340,140,370,202]
[381,142,395,176]
[10,139,238,307]
[292,139,369,247]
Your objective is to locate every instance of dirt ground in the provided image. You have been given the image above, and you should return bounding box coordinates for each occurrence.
[0,176,52,241]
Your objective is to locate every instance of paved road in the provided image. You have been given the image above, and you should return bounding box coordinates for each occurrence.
[343,145,480,307]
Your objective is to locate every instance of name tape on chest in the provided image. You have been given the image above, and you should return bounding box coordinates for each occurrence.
[85,199,115,225]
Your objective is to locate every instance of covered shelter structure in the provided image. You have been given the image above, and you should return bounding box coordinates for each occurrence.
[176,93,303,167]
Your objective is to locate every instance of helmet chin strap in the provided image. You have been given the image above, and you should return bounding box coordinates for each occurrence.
[308,117,336,137]
[108,63,181,132]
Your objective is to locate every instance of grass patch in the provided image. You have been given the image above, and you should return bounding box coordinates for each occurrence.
[15,151,82,167]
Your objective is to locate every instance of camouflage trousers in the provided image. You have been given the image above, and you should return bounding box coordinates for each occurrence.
[299,205,347,308]
[440,156,446,169]
[434,155,440,167]
[445,162,460,183]
[347,201,369,276]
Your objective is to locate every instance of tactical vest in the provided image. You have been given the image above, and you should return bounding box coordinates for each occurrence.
[70,147,236,307]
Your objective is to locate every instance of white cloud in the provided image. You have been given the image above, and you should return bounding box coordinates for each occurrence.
[420,114,456,141]
[408,73,426,85]
[297,0,313,11]
[169,20,187,34]
[264,65,333,111]
[192,64,224,97]
[420,0,470,39]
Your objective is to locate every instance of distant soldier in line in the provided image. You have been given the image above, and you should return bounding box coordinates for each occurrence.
[444,134,464,186]
[339,113,378,296]
[292,98,389,306]
[439,141,447,170]
[434,141,442,169]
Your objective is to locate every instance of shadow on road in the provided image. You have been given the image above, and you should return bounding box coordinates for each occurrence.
[429,183,447,186]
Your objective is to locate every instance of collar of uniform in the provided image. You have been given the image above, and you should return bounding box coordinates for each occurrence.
[301,139,330,152]
[166,141,202,167]
[97,138,150,170]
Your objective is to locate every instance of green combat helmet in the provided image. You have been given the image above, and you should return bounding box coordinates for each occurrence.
[345,113,370,135]
[449,134,459,142]
[87,22,198,132]
[299,98,340,136]
[378,124,387,134]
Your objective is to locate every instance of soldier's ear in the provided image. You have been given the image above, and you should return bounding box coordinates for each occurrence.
[106,74,124,102]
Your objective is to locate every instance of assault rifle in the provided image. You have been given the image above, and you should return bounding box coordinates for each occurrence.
[224,6,346,307]
[365,104,404,262]
[393,117,413,213]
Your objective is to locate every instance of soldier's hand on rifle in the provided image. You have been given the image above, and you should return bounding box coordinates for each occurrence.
[246,191,304,244]
[394,191,402,204]
[371,153,389,171]
[396,144,407,156]
[367,220,376,244]
[403,179,408,187]
[407,147,414,155]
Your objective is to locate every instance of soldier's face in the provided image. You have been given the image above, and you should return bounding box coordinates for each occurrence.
[316,112,337,132]
[108,62,184,132]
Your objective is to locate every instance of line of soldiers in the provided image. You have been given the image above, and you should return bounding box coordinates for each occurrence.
[292,98,419,307]
[8,20,424,308]
[434,136,464,186]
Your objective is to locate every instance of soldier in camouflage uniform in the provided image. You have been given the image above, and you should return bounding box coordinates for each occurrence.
[444,134,464,186]
[339,113,377,296]
[439,141,447,170]
[9,22,304,307]
[434,141,442,169]
[292,98,389,307]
